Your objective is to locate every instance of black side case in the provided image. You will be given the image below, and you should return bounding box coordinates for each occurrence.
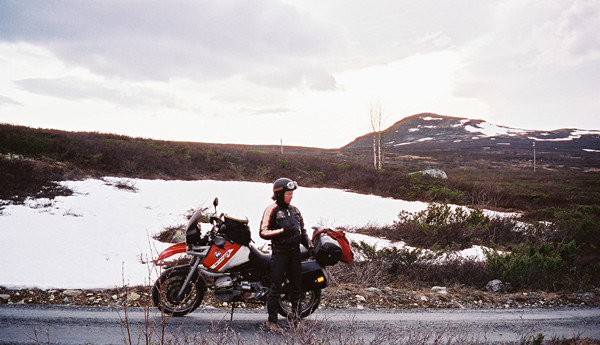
[300,259,328,291]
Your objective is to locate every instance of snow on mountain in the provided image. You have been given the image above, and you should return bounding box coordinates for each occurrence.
[343,113,600,151]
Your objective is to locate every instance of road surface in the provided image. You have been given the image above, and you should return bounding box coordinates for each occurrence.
[1,305,599,344]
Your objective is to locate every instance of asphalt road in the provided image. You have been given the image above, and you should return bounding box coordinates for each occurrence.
[1,304,599,344]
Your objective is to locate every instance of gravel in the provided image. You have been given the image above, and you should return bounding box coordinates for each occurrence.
[2,284,599,310]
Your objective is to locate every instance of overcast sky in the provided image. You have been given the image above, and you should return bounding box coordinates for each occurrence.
[1,0,598,148]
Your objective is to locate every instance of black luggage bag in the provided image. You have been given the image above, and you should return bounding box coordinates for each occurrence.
[312,232,342,266]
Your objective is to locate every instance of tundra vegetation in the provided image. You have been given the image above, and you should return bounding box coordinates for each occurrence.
[1,123,598,291]
[1,124,599,344]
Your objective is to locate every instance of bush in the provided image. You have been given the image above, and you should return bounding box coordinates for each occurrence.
[365,203,525,250]
[328,242,490,288]
[485,240,578,291]
[552,205,600,248]
[0,156,72,203]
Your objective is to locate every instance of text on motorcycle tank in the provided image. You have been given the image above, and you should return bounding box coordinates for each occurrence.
[202,241,251,272]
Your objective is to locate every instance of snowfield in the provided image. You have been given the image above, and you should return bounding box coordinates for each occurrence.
[1,178,505,290]
[1,178,439,289]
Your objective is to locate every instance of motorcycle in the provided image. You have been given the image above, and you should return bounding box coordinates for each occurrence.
[152,197,328,318]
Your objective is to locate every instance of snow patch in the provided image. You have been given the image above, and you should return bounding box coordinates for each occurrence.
[0,178,429,289]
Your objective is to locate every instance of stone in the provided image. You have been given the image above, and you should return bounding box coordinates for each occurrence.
[431,286,447,294]
[409,168,448,179]
[63,289,82,297]
[486,279,504,292]
[0,294,10,301]
[127,292,141,301]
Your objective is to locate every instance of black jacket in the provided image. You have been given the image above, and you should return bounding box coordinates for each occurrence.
[259,202,310,249]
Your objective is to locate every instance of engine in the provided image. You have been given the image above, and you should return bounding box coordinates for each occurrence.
[213,276,268,303]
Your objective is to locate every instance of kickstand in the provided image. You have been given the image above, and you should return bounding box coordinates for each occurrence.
[230,302,236,321]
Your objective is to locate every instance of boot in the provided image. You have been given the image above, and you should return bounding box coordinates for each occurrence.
[266,321,284,333]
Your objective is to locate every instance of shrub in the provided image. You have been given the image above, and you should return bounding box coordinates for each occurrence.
[485,240,578,291]
[0,156,72,203]
[552,205,600,248]
[376,203,524,250]
[329,242,490,288]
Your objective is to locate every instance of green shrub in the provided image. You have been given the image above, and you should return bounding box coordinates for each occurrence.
[277,157,289,168]
[333,241,490,287]
[0,156,72,203]
[554,205,600,247]
[485,240,578,290]
[387,203,523,250]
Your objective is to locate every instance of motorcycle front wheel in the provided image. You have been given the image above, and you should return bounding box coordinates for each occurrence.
[151,267,206,317]
[278,288,321,319]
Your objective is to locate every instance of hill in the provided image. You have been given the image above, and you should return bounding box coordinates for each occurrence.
[343,113,600,171]
[2,120,599,213]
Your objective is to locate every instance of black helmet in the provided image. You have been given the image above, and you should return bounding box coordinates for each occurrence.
[273,177,298,193]
[272,177,298,203]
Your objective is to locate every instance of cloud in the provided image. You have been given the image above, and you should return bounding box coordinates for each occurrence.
[527,0,600,66]
[0,94,21,106]
[450,0,600,130]
[14,77,177,109]
[0,0,344,88]
[0,0,598,147]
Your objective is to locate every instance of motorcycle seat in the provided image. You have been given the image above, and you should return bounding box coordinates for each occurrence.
[248,245,270,270]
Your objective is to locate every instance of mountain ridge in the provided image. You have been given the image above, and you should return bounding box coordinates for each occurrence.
[342,113,600,156]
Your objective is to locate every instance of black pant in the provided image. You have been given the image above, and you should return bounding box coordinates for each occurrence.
[267,245,302,323]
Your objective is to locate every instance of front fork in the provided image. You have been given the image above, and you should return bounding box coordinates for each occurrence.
[177,256,202,300]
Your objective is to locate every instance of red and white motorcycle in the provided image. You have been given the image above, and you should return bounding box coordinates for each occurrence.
[152,198,328,318]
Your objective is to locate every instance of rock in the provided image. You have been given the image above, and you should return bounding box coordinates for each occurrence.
[127,292,141,302]
[63,297,70,303]
[409,168,448,179]
[486,279,510,292]
[0,294,10,301]
[431,286,447,294]
[486,279,502,292]
[420,296,428,301]
[355,295,366,302]
[63,289,82,297]
[366,287,382,294]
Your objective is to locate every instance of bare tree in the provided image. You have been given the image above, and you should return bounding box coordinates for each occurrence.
[369,102,383,170]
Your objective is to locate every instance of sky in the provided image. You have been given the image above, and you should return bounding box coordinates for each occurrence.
[0,177,498,289]
[0,0,599,149]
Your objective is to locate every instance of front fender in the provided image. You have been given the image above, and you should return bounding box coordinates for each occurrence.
[156,242,187,262]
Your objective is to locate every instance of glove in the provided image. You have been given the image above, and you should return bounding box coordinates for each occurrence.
[283,225,298,236]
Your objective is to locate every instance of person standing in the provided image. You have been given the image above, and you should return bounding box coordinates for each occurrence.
[259,177,311,333]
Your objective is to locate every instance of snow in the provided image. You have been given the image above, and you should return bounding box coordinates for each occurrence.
[464,123,527,138]
[422,116,443,121]
[394,137,433,146]
[0,178,434,290]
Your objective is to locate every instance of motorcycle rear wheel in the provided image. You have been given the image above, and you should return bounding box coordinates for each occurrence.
[152,267,206,317]
[278,288,321,319]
